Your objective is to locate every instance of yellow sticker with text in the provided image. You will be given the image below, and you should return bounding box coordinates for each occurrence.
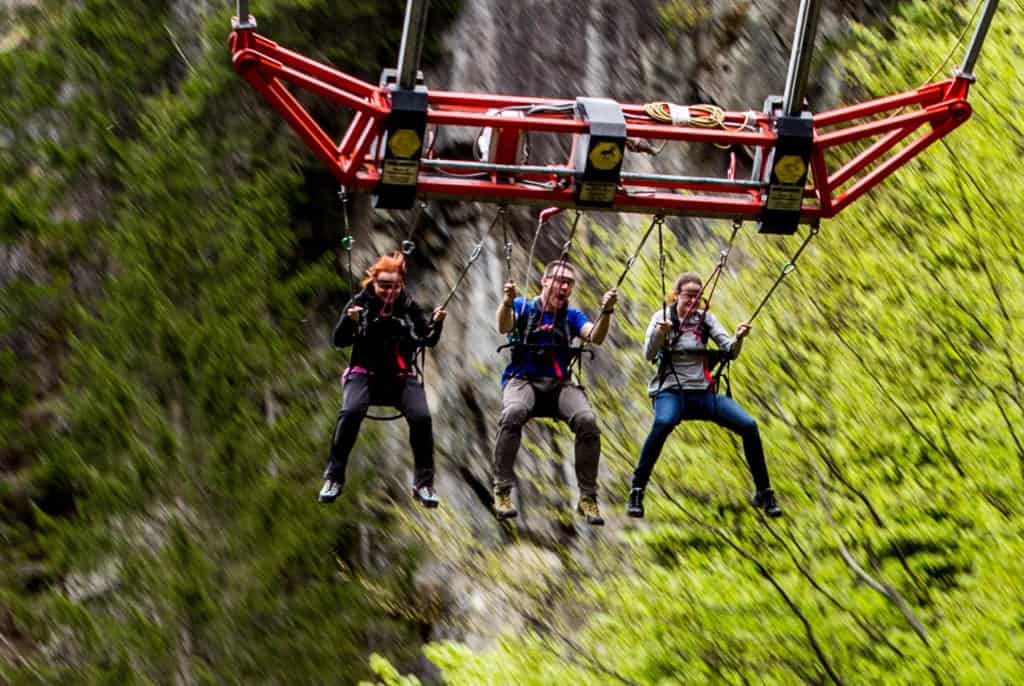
[773,155,806,184]
[589,142,623,171]
[388,129,421,158]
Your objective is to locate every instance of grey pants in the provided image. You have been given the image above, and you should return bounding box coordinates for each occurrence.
[324,374,434,489]
[493,377,601,497]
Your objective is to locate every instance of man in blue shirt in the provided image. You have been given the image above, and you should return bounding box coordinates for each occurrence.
[493,260,617,525]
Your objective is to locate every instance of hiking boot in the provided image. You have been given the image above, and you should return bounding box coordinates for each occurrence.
[750,488,783,518]
[493,488,517,520]
[318,479,342,504]
[412,485,440,509]
[626,487,645,518]
[576,495,605,526]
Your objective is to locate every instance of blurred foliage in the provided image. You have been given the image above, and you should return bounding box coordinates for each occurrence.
[1,0,1022,684]
[1,0,459,683]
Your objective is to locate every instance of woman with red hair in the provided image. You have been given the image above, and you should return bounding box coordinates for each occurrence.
[319,253,446,507]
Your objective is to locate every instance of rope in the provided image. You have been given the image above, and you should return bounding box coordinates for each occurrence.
[922,0,986,84]
[642,102,758,150]
[747,223,820,324]
[438,205,506,311]
[644,102,728,128]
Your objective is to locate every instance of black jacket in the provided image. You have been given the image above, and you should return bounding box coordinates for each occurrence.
[332,286,443,376]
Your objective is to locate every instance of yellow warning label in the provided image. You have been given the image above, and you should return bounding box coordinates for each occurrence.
[388,129,421,159]
[381,159,419,186]
[765,185,803,211]
[578,182,617,203]
[773,155,806,184]
[589,142,623,171]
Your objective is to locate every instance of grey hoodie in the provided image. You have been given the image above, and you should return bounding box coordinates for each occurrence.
[643,307,739,396]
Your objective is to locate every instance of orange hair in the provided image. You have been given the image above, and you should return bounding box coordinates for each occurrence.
[361,252,407,288]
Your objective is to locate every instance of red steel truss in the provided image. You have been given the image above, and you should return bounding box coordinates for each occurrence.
[229,28,973,222]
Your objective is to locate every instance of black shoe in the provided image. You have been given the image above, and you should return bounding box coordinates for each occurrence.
[750,488,783,518]
[412,485,440,509]
[627,487,645,518]
[318,479,342,504]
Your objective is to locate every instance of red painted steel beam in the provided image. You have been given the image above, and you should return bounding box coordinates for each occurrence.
[813,80,951,127]
[229,27,975,224]
[829,115,967,216]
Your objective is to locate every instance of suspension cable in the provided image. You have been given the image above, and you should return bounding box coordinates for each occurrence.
[658,217,668,324]
[703,218,745,311]
[438,206,506,311]
[588,214,664,335]
[338,187,355,297]
[523,209,560,299]
[400,200,428,256]
[498,207,517,332]
[748,223,820,324]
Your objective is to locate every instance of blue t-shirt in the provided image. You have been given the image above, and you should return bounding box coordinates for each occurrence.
[500,297,590,385]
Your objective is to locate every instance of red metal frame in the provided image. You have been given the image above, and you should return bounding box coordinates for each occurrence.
[230,28,973,222]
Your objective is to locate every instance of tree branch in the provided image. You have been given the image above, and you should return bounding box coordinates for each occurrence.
[812,463,930,646]
[655,485,845,686]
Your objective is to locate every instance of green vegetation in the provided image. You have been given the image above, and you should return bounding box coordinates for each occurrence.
[2,0,1022,684]
[2,0,459,683]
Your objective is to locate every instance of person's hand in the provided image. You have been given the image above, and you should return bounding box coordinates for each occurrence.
[655,320,672,334]
[735,321,752,339]
[501,281,517,306]
[346,305,365,321]
[600,288,618,313]
[432,306,447,322]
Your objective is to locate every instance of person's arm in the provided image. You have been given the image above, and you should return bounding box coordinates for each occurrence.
[643,311,671,361]
[331,297,363,348]
[409,298,446,348]
[706,312,746,358]
[496,282,517,334]
[580,288,618,344]
[423,306,447,347]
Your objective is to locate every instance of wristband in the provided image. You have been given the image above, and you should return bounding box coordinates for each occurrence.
[601,307,615,315]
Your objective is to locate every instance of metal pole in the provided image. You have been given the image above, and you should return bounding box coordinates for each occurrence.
[397,0,430,90]
[235,0,256,29]
[781,0,824,116]
[959,0,1000,78]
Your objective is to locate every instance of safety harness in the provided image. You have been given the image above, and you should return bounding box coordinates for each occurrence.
[654,303,734,397]
[499,297,590,383]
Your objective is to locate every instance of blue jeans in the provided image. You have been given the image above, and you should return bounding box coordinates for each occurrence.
[632,389,771,491]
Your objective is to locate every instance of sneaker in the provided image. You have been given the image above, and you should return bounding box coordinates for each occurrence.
[576,495,605,526]
[493,488,517,520]
[626,487,645,518]
[750,488,783,518]
[318,479,342,504]
[412,485,440,509]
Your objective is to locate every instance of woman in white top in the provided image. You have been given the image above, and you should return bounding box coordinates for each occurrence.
[627,272,781,519]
